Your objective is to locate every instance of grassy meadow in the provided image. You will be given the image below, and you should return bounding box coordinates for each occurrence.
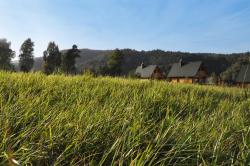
[0,72,250,165]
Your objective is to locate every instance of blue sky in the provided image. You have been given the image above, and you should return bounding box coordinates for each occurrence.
[0,0,250,58]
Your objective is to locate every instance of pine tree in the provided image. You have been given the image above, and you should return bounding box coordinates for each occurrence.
[61,45,80,74]
[43,42,61,74]
[19,38,34,72]
[107,49,123,76]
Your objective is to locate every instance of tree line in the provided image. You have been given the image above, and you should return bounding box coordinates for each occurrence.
[0,38,249,81]
[110,49,250,81]
[0,38,81,75]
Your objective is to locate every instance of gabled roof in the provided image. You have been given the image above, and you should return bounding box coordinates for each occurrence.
[236,65,250,83]
[135,65,158,78]
[167,61,203,78]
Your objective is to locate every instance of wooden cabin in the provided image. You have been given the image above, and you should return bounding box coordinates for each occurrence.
[135,63,165,79]
[235,65,250,88]
[167,59,208,84]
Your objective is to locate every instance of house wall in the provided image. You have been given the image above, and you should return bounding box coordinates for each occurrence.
[179,78,193,83]
[197,70,207,78]
[170,78,193,83]
[170,79,179,83]
[195,69,207,84]
[152,68,164,79]
[152,73,164,79]
[236,83,250,88]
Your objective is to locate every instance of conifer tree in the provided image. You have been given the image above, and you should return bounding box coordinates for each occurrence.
[43,42,61,74]
[19,38,34,72]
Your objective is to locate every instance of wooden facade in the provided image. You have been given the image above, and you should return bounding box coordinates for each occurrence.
[236,83,250,88]
[168,61,208,84]
[170,78,194,83]
[151,67,165,79]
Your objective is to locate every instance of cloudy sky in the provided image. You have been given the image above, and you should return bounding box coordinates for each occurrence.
[0,0,250,58]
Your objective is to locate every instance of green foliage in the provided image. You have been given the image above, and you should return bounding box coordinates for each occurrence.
[0,39,15,71]
[127,70,137,78]
[210,72,218,84]
[43,42,61,74]
[116,49,234,76]
[0,72,250,165]
[81,68,95,77]
[61,45,80,74]
[19,38,34,72]
[97,65,109,76]
[106,49,123,76]
[220,56,250,81]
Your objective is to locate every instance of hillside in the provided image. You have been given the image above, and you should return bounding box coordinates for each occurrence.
[0,72,250,165]
[13,49,250,75]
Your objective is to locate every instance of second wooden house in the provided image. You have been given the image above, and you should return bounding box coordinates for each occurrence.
[167,59,208,83]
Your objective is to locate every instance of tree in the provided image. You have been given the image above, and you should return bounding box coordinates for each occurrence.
[19,38,34,72]
[210,72,218,84]
[220,63,240,82]
[106,49,123,76]
[220,57,250,82]
[61,45,80,74]
[0,39,15,71]
[43,42,61,74]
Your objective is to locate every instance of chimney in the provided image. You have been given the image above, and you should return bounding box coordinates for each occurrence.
[179,59,184,67]
[141,62,145,68]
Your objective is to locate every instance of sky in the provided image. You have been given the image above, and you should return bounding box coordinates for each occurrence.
[0,0,250,58]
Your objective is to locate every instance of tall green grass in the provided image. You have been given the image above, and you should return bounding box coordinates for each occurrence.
[0,72,250,165]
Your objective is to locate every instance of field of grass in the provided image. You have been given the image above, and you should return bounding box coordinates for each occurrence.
[0,72,250,165]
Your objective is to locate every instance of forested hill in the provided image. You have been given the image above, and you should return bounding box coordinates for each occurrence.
[15,49,250,75]
[119,49,249,75]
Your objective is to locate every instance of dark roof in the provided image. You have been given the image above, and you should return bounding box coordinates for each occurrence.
[167,61,202,78]
[135,65,158,78]
[236,65,250,83]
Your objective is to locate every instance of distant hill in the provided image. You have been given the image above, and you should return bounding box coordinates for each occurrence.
[13,48,250,75]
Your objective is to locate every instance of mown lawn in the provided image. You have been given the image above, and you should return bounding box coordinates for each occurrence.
[0,72,250,165]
